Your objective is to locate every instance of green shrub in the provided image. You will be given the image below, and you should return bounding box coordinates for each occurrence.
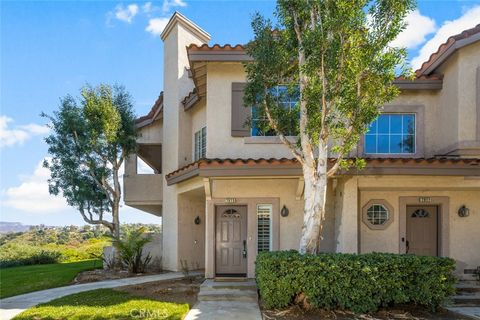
[255,251,456,313]
[111,227,152,273]
[0,243,62,267]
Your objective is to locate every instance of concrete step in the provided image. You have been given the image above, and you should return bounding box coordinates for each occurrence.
[200,279,257,291]
[198,290,258,302]
[451,294,480,306]
[198,279,259,302]
[457,281,480,294]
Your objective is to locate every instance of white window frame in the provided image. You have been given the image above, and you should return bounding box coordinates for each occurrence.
[257,204,272,252]
[364,113,416,155]
[193,126,206,161]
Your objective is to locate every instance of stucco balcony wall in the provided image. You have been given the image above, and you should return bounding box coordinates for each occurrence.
[124,174,163,205]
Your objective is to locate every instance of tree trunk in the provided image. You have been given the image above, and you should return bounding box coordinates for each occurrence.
[299,141,328,254]
[112,167,122,268]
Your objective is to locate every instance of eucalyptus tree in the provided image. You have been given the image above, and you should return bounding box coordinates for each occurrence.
[43,84,137,239]
[244,0,415,254]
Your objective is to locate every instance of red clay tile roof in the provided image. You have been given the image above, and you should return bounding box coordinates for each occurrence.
[187,24,480,80]
[165,157,480,183]
[181,89,200,110]
[135,92,163,128]
[187,43,245,52]
[415,24,480,76]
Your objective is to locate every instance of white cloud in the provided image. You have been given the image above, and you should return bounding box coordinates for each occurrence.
[145,17,170,36]
[113,4,139,23]
[2,159,69,213]
[2,157,160,224]
[143,2,153,13]
[162,0,186,13]
[411,5,480,69]
[0,115,50,148]
[391,9,436,49]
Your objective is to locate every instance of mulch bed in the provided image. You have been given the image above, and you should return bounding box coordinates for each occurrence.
[114,277,204,307]
[261,304,471,320]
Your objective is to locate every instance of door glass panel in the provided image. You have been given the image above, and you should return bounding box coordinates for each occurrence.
[411,208,430,218]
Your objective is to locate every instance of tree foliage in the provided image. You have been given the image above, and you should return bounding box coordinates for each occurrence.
[43,84,137,237]
[244,0,415,253]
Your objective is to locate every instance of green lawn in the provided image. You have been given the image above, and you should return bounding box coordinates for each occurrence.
[13,288,189,320]
[0,260,101,298]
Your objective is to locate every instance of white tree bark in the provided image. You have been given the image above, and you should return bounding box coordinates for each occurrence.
[299,140,328,254]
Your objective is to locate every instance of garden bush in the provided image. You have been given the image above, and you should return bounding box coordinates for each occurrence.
[256,251,456,313]
[0,243,62,267]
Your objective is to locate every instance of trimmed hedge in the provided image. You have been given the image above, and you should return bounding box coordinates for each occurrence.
[256,251,456,313]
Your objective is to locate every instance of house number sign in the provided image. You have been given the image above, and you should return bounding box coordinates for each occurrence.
[225,198,236,204]
[419,197,431,203]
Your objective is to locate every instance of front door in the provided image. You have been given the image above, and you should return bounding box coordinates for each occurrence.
[215,205,247,276]
[406,205,438,256]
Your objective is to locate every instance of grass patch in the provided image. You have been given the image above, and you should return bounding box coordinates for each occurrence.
[0,259,101,298]
[13,288,189,320]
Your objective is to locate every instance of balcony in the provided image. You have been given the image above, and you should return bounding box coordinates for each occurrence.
[124,148,163,216]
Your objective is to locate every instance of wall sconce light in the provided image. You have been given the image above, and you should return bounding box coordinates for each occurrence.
[458,205,470,217]
[281,205,289,217]
[194,216,201,225]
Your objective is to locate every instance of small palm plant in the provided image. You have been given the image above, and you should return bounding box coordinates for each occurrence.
[111,227,152,273]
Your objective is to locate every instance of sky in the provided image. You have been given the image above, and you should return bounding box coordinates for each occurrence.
[1,0,479,226]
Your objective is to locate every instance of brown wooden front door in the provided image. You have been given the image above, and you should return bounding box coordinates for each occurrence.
[406,205,438,256]
[215,205,247,276]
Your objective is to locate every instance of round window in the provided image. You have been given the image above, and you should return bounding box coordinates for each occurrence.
[366,204,389,225]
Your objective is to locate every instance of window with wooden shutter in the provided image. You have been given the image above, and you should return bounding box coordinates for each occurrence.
[257,204,272,252]
[194,126,206,161]
[231,82,251,137]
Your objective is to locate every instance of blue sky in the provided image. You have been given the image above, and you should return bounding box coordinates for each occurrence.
[1,0,479,226]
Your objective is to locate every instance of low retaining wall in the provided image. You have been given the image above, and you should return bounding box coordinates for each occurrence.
[103,233,163,272]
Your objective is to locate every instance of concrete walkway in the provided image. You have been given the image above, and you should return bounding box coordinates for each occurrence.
[185,279,262,320]
[0,271,202,320]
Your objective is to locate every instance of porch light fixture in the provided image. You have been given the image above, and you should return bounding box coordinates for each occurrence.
[458,205,470,217]
[280,205,289,217]
[194,216,201,225]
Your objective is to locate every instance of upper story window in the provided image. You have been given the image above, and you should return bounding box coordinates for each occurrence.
[251,85,299,136]
[365,114,415,154]
[194,127,206,161]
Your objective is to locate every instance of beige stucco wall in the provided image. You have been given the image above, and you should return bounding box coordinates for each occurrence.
[202,42,479,160]
[137,119,163,144]
[162,21,208,271]
[202,178,336,278]
[206,62,294,159]
[178,191,206,270]
[457,41,480,142]
[434,41,480,152]
[357,175,480,277]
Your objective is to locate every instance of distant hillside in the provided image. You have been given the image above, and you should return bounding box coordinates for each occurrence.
[0,222,32,234]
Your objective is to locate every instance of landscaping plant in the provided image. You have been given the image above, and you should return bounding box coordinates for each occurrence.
[256,251,456,313]
[111,227,152,273]
[245,0,415,254]
[43,84,137,240]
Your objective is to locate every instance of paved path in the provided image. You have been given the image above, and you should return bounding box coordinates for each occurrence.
[446,307,480,319]
[185,279,262,320]
[0,271,202,320]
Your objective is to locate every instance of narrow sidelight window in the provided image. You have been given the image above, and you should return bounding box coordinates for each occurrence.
[194,127,206,161]
[365,113,415,154]
[257,204,272,252]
